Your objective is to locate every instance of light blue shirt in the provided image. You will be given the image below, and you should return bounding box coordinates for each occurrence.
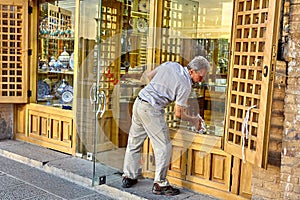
[139,62,192,110]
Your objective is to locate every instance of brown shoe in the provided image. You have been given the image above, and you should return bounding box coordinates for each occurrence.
[152,183,180,196]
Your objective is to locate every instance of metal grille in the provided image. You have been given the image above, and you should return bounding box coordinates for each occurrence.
[0,1,28,102]
[224,0,281,167]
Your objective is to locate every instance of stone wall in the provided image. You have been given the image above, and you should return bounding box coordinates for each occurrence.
[252,0,300,199]
[251,0,290,198]
[280,0,300,199]
[0,104,13,140]
[252,61,286,200]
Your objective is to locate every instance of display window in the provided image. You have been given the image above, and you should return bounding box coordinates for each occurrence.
[37,1,75,108]
[157,0,233,137]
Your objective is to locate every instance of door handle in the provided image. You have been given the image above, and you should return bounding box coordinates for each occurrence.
[263,65,268,77]
[96,91,106,118]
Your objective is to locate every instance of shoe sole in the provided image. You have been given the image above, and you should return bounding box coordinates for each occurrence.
[152,191,180,196]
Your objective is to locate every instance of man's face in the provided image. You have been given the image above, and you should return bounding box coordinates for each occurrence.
[191,69,207,84]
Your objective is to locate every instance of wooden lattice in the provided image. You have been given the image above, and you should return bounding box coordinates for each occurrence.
[160,0,198,63]
[40,3,72,35]
[0,0,28,103]
[39,3,73,59]
[224,0,282,168]
[161,0,200,128]
[99,0,122,109]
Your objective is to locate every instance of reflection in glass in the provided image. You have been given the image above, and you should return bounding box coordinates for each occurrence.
[75,0,233,186]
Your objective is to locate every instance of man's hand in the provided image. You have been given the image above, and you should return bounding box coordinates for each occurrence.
[192,116,202,131]
[196,114,207,133]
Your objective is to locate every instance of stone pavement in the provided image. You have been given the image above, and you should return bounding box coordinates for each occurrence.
[0,155,114,199]
[0,139,220,200]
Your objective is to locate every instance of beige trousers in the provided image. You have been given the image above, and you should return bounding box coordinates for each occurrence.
[123,98,172,186]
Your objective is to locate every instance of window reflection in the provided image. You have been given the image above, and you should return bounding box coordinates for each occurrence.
[160,0,233,136]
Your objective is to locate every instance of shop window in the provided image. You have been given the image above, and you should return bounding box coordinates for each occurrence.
[157,0,233,137]
[37,1,75,108]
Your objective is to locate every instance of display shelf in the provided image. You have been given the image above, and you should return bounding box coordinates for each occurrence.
[38,70,74,75]
[39,35,74,40]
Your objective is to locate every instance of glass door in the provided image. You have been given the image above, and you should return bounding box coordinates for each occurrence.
[76,0,151,186]
[76,0,234,187]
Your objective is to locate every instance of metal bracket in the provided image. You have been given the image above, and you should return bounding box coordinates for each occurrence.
[99,176,106,185]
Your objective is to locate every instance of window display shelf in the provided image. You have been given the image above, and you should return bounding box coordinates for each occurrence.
[39,35,75,40]
[38,70,74,75]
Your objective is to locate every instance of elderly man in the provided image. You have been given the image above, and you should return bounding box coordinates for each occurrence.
[122,56,210,196]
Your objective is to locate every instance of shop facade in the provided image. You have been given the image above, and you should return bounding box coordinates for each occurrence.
[1,0,299,199]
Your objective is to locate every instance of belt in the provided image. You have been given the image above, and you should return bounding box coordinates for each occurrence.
[138,96,148,103]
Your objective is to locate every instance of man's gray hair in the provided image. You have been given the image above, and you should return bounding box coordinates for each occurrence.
[187,56,210,72]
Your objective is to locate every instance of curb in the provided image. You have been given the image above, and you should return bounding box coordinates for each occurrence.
[0,149,43,168]
[0,149,145,200]
[96,185,148,200]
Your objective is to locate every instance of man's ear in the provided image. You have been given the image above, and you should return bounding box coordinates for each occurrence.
[189,68,196,74]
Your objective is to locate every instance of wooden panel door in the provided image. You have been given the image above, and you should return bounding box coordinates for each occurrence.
[0,0,29,103]
[27,104,74,154]
[186,148,231,191]
[224,0,282,168]
[167,144,187,179]
[15,104,27,137]
[49,114,73,148]
[28,109,49,141]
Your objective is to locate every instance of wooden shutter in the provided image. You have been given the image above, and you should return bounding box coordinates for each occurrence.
[224,0,282,168]
[0,0,28,103]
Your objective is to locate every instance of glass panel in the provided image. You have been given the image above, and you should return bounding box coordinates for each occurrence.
[76,0,151,185]
[75,0,233,186]
[37,1,75,108]
[160,0,233,137]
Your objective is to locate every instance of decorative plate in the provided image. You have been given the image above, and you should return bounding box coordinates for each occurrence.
[61,90,73,103]
[54,80,69,98]
[137,18,148,33]
[38,80,50,99]
[138,0,149,12]
[63,85,73,93]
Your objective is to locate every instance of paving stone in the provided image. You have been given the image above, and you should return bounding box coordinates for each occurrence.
[0,155,109,200]
[0,174,23,190]
[0,184,47,200]
[75,193,115,200]
[27,194,63,200]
